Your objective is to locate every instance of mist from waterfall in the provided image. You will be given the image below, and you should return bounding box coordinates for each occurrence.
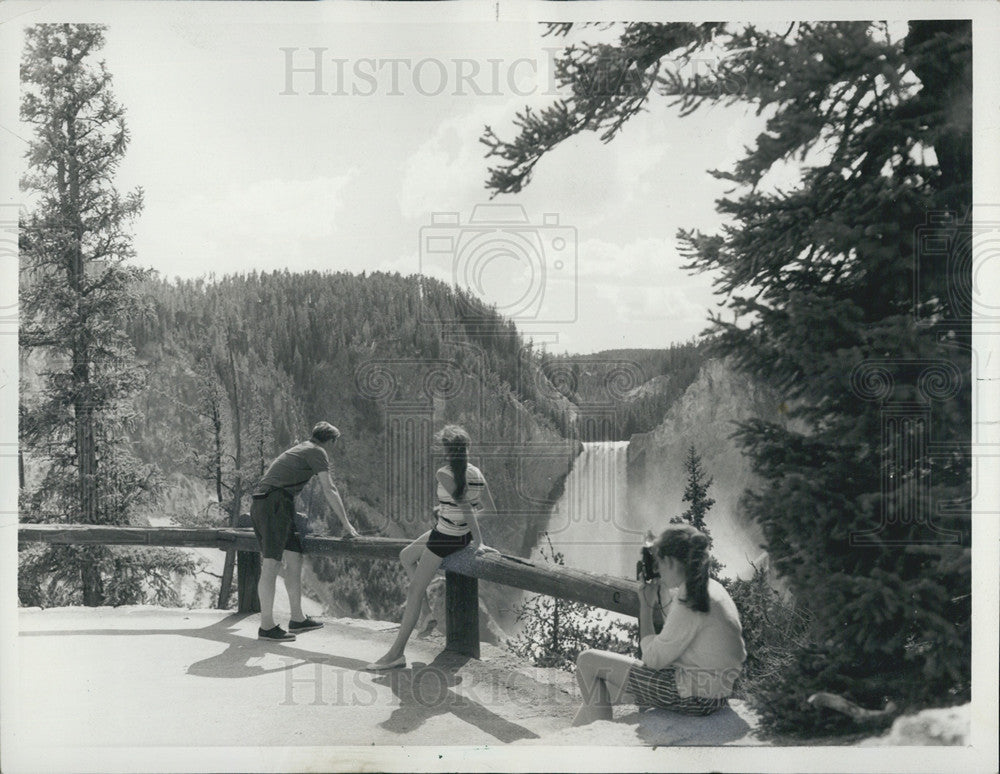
[538,438,769,582]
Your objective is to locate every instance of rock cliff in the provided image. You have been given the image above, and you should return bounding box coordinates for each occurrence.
[627,358,794,579]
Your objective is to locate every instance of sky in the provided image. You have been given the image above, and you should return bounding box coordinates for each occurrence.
[53,18,779,354]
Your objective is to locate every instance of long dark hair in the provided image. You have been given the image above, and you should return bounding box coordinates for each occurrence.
[654,524,712,613]
[439,424,471,501]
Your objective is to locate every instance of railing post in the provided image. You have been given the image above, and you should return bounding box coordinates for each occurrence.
[444,570,479,658]
[236,513,260,614]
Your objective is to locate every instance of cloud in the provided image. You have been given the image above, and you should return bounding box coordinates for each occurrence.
[569,238,719,344]
[135,174,355,277]
[504,236,721,352]
[397,100,528,222]
[396,95,678,231]
[372,235,718,352]
[576,236,704,285]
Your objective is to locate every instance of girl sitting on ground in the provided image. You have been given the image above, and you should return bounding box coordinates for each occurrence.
[572,523,746,725]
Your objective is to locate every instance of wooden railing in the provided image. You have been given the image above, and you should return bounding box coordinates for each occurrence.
[18,522,640,659]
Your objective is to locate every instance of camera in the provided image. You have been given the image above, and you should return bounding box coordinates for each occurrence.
[636,534,660,583]
[419,204,578,324]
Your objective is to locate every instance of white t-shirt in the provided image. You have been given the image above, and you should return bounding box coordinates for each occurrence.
[639,578,747,698]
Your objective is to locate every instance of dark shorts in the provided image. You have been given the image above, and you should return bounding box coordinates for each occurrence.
[249,490,304,560]
[426,527,472,559]
[625,664,729,716]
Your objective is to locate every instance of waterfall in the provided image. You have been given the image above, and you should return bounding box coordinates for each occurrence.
[536,438,768,583]
[536,440,643,580]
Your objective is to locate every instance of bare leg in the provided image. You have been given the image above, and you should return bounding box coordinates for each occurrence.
[572,649,641,726]
[400,531,434,625]
[258,558,282,630]
[373,547,443,664]
[400,532,431,579]
[282,550,304,622]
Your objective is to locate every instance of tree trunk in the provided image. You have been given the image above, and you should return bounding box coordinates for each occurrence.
[551,599,559,652]
[217,481,241,609]
[217,336,243,609]
[212,398,223,504]
[80,551,104,606]
[76,397,103,605]
[67,98,103,606]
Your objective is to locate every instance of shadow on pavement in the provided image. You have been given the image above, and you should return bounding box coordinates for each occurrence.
[21,613,370,676]
[22,614,542,743]
[372,649,540,743]
[619,704,753,746]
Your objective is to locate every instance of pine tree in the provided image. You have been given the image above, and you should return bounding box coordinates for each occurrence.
[679,444,715,532]
[18,24,195,606]
[671,444,724,577]
[483,22,971,734]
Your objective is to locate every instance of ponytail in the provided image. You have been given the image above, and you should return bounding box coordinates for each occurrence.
[684,532,711,613]
[439,424,471,501]
[449,444,469,501]
[655,524,712,613]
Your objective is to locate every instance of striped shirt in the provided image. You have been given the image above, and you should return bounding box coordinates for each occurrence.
[435,464,485,536]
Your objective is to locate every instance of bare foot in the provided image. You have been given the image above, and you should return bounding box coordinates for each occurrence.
[365,652,406,671]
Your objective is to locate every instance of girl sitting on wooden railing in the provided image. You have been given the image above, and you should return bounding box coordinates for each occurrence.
[365,424,499,671]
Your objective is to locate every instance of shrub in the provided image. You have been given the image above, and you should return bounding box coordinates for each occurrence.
[505,535,637,672]
[722,565,810,703]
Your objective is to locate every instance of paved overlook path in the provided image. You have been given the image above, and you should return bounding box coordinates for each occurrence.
[13,606,762,751]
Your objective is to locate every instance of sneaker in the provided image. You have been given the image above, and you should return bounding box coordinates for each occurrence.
[288,617,324,634]
[258,625,296,641]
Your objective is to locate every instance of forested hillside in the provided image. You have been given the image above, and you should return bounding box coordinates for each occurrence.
[126,270,584,624]
[542,343,709,439]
